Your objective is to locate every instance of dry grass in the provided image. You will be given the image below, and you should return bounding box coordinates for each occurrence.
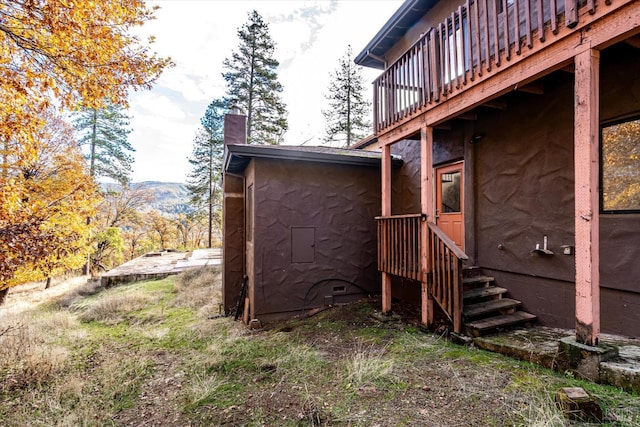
[1,267,639,426]
[343,340,394,388]
[0,310,78,394]
[174,266,222,317]
[0,275,91,321]
[55,278,105,309]
[77,290,154,324]
[182,371,228,409]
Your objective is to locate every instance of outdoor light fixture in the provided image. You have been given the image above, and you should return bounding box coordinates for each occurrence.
[470,133,484,144]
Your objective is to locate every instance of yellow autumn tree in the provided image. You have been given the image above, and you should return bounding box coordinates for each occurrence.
[0,0,171,299]
[90,183,155,273]
[0,109,99,292]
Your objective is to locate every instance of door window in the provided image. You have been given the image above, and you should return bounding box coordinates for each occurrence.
[441,171,461,213]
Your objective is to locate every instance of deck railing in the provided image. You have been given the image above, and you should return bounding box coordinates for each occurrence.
[376,214,423,281]
[427,222,468,333]
[373,0,604,133]
[376,215,469,332]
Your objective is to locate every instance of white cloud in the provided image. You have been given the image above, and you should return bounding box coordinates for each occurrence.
[132,92,186,120]
[129,0,403,182]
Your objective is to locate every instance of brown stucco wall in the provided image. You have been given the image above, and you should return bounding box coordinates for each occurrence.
[222,174,245,313]
[470,44,640,335]
[248,158,382,322]
[473,72,576,282]
[471,72,587,330]
[383,44,640,335]
[392,138,421,215]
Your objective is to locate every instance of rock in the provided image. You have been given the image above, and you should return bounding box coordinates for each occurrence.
[555,387,603,423]
[248,319,262,330]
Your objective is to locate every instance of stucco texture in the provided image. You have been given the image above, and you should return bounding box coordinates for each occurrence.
[248,158,381,321]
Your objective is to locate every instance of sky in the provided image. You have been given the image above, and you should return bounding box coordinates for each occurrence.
[127,0,404,183]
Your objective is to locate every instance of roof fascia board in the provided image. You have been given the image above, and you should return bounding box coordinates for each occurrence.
[224,144,402,173]
[355,0,427,69]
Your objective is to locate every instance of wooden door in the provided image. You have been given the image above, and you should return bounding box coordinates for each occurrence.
[435,163,464,251]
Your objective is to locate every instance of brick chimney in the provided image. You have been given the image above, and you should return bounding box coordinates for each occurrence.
[224,102,247,145]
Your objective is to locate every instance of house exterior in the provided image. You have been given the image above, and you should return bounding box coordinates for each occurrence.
[356,0,640,345]
[222,135,399,323]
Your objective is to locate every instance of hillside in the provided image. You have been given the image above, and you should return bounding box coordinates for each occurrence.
[1,271,638,425]
[103,181,193,215]
[139,181,192,215]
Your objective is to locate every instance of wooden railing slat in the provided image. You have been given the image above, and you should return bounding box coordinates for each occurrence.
[481,0,491,72]
[430,27,440,102]
[537,0,546,42]
[466,0,475,80]
[565,0,578,27]
[514,0,522,54]
[525,0,533,48]
[503,0,511,61]
[550,0,558,33]
[452,11,460,89]
[371,0,612,132]
[491,0,500,67]
[402,55,408,118]
[453,253,462,332]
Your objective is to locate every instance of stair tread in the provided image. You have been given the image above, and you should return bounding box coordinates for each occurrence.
[463,275,495,285]
[464,298,521,317]
[464,286,507,300]
[466,311,537,332]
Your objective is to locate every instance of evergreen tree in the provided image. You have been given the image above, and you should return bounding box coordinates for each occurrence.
[186,98,226,248]
[74,102,135,185]
[223,10,288,145]
[322,45,371,147]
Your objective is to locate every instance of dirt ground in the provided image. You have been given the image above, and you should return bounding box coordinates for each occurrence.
[2,274,638,426]
[111,299,620,426]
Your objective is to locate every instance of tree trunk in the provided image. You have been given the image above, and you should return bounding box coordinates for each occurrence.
[45,277,52,289]
[89,109,98,176]
[208,143,213,248]
[0,288,8,305]
[83,109,98,275]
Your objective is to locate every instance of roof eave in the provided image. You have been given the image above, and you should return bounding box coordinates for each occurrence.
[355,0,437,69]
[224,144,402,174]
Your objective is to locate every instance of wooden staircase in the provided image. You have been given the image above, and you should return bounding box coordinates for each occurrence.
[462,270,536,337]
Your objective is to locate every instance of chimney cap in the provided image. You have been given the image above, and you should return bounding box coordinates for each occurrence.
[230,100,243,115]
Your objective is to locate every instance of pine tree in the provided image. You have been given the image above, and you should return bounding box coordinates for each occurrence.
[322,45,371,147]
[223,10,288,145]
[186,98,226,248]
[74,102,135,185]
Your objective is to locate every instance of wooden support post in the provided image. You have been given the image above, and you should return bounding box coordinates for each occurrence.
[421,126,435,327]
[381,144,392,314]
[574,48,600,347]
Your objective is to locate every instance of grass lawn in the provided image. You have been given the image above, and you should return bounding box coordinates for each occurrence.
[0,267,638,426]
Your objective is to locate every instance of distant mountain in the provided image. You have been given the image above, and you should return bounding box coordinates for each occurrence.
[102,181,193,215]
[141,181,193,215]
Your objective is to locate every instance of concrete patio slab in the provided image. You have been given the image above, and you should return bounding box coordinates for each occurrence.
[472,326,640,393]
[100,248,221,287]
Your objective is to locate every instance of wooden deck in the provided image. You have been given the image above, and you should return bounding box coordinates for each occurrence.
[373,0,635,138]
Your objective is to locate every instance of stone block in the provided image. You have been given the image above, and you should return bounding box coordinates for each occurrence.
[557,336,618,382]
[555,387,603,423]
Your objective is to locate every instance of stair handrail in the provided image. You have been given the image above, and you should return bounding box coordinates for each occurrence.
[427,221,468,333]
[426,221,468,261]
